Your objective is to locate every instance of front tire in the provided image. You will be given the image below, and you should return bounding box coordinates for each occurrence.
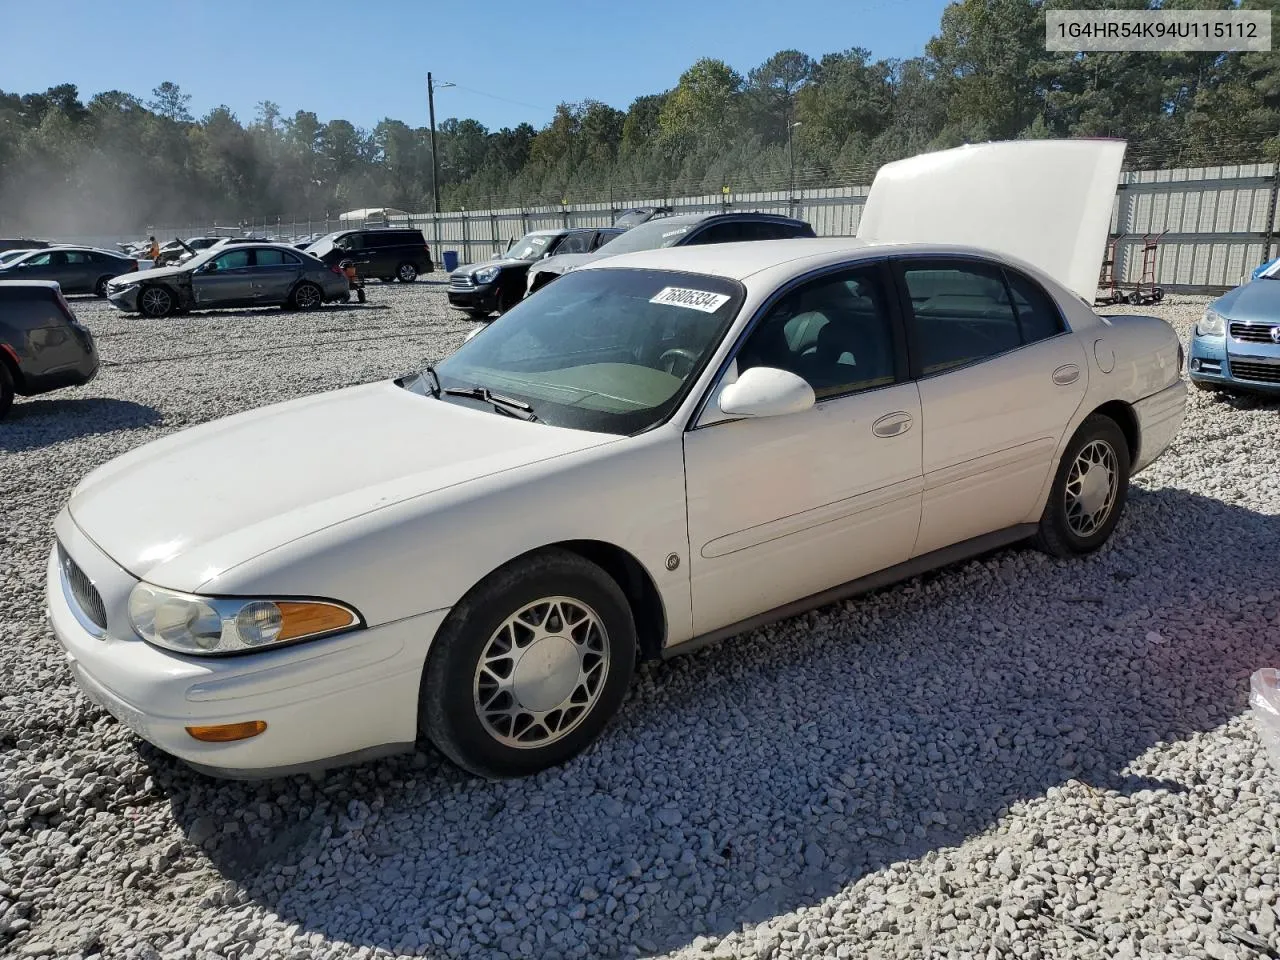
[1033,414,1131,558]
[420,548,636,779]
[138,285,174,318]
[396,262,418,283]
[94,275,112,297]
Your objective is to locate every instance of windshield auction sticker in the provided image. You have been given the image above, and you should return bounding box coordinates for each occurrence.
[650,287,731,313]
[1046,9,1270,52]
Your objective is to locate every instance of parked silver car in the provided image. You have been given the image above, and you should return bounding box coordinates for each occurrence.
[105,243,349,317]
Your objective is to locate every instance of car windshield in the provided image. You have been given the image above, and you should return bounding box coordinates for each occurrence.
[418,268,744,435]
[581,217,698,256]
[505,233,557,260]
[0,249,31,265]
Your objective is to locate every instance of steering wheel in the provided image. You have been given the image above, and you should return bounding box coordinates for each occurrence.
[658,348,698,378]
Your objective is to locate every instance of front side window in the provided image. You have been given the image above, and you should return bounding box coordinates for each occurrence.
[553,232,592,255]
[736,267,898,399]
[900,261,1022,375]
[208,250,252,271]
[426,268,744,435]
[24,252,53,266]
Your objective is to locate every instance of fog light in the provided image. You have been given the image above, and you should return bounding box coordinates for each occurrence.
[185,720,267,742]
[1190,359,1200,371]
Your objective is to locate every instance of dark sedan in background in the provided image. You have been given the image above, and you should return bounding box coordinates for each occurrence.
[524,212,817,294]
[105,243,349,317]
[0,280,99,419]
[447,227,623,317]
[0,246,141,296]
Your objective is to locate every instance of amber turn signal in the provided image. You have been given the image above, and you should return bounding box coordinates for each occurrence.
[276,601,358,641]
[185,720,268,743]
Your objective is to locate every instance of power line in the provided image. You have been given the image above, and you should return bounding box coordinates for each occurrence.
[445,84,552,114]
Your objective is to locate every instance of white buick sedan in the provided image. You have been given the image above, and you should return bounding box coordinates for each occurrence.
[48,140,1187,779]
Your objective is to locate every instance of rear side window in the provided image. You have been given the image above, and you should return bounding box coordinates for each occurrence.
[64,251,90,264]
[684,221,746,245]
[592,230,622,250]
[1005,270,1065,343]
[253,249,300,267]
[900,262,1022,375]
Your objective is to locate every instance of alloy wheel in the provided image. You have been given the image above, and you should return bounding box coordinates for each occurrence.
[472,596,610,749]
[1064,439,1118,537]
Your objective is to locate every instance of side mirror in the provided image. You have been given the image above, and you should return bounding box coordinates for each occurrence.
[718,367,815,419]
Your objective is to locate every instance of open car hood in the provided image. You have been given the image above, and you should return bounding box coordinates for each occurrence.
[857,139,1126,301]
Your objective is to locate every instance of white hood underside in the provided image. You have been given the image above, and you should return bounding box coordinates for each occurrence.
[857,139,1126,302]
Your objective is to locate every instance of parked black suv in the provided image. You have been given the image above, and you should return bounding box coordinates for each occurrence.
[0,280,99,419]
[525,212,816,295]
[306,228,433,282]
[447,227,624,317]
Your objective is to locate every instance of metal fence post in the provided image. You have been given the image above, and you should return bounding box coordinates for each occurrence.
[462,211,470,264]
[1264,171,1279,264]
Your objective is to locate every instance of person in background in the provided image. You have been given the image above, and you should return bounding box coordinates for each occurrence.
[146,236,160,262]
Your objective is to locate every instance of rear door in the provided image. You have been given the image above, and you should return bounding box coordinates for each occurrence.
[61,250,95,292]
[249,248,302,304]
[192,248,256,307]
[893,256,1087,557]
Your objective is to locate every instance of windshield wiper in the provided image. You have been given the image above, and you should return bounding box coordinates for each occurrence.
[443,385,539,422]
[421,365,441,397]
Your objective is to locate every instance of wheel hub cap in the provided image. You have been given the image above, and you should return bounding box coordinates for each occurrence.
[474,597,609,749]
[512,636,579,710]
[1065,439,1118,537]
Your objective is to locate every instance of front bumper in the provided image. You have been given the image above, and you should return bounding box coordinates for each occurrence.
[47,511,449,779]
[105,284,141,312]
[447,283,497,311]
[1188,333,1280,394]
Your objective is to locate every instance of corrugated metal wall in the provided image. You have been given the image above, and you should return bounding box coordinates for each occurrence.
[154,163,1279,292]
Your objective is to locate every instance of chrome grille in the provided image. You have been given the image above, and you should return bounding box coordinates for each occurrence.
[57,543,107,634]
[1229,321,1280,344]
[1230,360,1280,384]
[448,274,475,290]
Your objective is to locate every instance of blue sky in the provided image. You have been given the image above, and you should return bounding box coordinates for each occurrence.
[0,0,952,132]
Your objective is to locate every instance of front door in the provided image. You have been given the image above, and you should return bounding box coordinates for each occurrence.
[894,258,1089,557]
[192,249,256,307]
[683,263,924,635]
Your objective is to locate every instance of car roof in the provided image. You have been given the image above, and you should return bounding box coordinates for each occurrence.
[575,237,1058,284]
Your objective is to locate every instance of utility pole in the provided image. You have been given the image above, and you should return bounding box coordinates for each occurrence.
[428,72,440,215]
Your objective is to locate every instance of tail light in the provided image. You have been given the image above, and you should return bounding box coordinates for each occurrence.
[329,265,345,276]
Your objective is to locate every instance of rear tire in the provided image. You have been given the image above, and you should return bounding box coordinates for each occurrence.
[0,361,14,420]
[289,281,323,310]
[1033,414,1131,558]
[420,548,636,779]
[138,285,174,318]
[396,262,418,283]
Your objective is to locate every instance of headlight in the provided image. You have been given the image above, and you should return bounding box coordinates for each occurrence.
[473,266,501,284]
[1195,308,1225,337]
[128,583,361,656]
[110,280,138,293]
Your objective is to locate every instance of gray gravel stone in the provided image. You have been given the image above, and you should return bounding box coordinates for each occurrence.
[0,291,1277,960]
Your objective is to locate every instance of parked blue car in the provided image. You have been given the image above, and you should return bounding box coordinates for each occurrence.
[1188,262,1280,395]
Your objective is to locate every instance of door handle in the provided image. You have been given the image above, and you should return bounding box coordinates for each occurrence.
[872,411,913,438]
[1052,363,1080,386]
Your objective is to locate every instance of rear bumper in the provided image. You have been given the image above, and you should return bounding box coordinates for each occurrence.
[1131,378,1187,473]
[20,327,98,395]
[47,512,449,779]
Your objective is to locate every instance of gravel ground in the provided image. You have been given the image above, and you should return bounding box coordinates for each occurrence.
[1,285,1277,960]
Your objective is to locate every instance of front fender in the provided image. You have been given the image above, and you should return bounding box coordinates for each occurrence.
[198,428,697,646]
